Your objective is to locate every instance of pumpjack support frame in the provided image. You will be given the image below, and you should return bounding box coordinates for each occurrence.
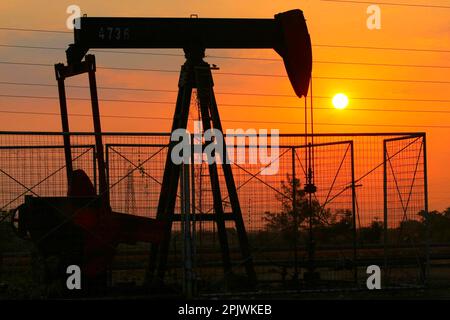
[56,9,312,288]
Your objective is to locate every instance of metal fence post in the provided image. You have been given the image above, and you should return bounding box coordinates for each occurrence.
[190,136,197,296]
[181,161,193,298]
[350,141,358,285]
[383,140,388,285]
[292,147,299,282]
[422,134,430,286]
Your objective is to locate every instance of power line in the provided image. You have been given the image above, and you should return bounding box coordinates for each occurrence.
[313,44,450,53]
[1,80,450,102]
[321,0,450,9]
[1,60,449,84]
[319,75,449,84]
[1,93,450,114]
[220,70,450,83]
[0,44,186,58]
[0,93,172,104]
[0,27,71,34]
[0,61,51,67]
[1,43,450,68]
[1,109,449,128]
[0,81,179,93]
[1,27,449,53]
[314,60,450,69]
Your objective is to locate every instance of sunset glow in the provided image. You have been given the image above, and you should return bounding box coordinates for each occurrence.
[332,93,349,110]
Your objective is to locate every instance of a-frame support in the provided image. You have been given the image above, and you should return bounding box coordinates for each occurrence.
[148,48,256,286]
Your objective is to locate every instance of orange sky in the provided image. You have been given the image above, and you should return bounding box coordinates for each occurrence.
[0,0,449,210]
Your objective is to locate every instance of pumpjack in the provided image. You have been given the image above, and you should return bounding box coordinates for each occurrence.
[11,9,312,292]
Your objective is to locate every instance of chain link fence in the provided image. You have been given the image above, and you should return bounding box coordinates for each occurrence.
[0,132,436,298]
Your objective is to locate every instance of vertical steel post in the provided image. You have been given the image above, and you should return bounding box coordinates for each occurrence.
[86,55,108,200]
[104,144,112,287]
[383,140,388,285]
[104,145,109,195]
[54,64,73,187]
[422,134,430,286]
[181,162,193,297]
[190,137,197,296]
[292,147,299,281]
[92,146,97,193]
[350,141,358,284]
[307,143,314,275]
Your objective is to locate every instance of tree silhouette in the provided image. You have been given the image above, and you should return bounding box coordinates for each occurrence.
[263,175,335,244]
[418,207,450,242]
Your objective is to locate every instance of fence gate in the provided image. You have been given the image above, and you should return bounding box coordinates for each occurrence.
[293,140,357,287]
[383,135,428,286]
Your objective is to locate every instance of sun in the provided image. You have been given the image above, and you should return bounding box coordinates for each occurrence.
[332,93,349,110]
